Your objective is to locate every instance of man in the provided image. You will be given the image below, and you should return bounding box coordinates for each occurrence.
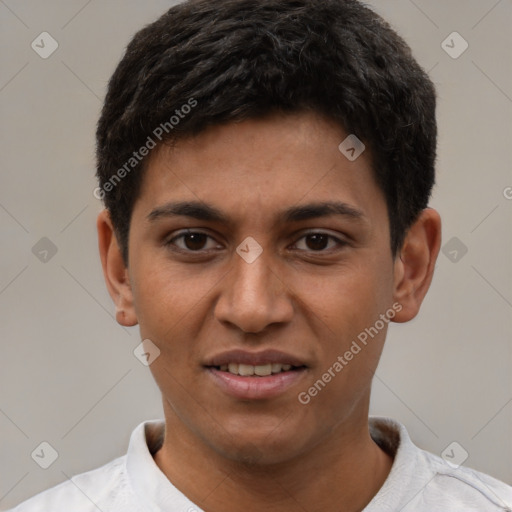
[10,0,512,510]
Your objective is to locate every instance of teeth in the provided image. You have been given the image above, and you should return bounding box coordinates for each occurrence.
[238,364,254,376]
[220,363,296,376]
[254,364,272,376]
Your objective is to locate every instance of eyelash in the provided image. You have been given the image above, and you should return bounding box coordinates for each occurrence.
[165,230,347,254]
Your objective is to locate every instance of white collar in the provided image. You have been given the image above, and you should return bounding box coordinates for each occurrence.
[125,419,202,511]
[123,417,432,511]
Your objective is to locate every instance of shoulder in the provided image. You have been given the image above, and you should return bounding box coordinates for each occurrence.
[7,455,132,512]
[7,420,161,511]
[368,417,512,512]
[416,450,512,511]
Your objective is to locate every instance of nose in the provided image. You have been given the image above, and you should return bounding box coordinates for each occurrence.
[214,250,294,334]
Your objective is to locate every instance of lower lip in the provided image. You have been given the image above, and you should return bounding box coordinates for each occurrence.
[206,367,307,400]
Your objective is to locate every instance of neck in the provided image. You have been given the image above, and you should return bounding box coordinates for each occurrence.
[153,406,393,512]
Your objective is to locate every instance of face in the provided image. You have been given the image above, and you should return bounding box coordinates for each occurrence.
[119,112,403,464]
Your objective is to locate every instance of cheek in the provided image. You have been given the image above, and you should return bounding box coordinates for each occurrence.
[130,253,214,337]
[291,257,392,392]
[292,259,387,334]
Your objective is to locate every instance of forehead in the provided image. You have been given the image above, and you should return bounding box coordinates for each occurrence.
[134,112,385,225]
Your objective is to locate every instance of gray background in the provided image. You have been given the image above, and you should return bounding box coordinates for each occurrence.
[1,0,511,509]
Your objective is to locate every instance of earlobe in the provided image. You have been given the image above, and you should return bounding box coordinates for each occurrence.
[392,208,441,323]
[97,210,138,327]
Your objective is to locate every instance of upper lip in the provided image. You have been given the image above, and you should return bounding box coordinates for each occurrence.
[204,349,308,368]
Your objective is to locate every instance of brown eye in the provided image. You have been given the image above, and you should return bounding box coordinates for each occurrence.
[305,234,330,251]
[182,233,208,250]
[166,231,220,252]
[293,232,345,252]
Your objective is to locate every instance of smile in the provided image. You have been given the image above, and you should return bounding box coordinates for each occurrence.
[215,363,301,376]
[203,349,309,399]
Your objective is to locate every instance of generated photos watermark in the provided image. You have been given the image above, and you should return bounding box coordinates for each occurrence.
[298,302,403,405]
[93,97,198,200]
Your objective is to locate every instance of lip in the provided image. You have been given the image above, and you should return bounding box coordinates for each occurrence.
[203,349,308,367]
[206,367,308,400]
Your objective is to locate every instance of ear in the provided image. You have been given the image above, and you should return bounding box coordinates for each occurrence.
[97,210,138,327]
[392,208,441,323]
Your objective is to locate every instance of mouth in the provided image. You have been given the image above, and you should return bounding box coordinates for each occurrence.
[209,362,306,377]
[204,350,309,400]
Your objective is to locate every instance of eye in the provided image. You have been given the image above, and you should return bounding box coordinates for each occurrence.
[166,230,221,252]
[293,232,345,252]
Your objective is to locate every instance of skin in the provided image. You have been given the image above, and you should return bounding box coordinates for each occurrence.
[98,111,441,512]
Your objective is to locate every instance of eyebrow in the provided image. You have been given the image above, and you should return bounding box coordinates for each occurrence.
[148,201,227,223]
[147,200,365,224]
[282,202,364,223]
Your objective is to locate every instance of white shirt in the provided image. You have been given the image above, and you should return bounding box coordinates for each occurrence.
[9,417,512,511]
